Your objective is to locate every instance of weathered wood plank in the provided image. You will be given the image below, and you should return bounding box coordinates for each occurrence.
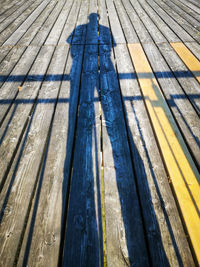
[0,45,55,193]
[3,0,51,46]
[129,43,200,265]
[185,41,200,61]
[0,46,26,88]
[17,0,59,46]
[171,42,200,83]
[0,0,20,18]
[0,0,43,46]
[0,45,13,64]
[144,0,194,42]
[0,45,67,267]
[62,1,104,265]
[98,0,111,45]
[105,0,126,43]
[114,0,139,43]
[100,44,149,266]
[121,0,153,44]
[59,0,84,45]
[31,0,69,46]
[62,44,103,265]
[143,42,200,171]
[0,0,33,32]
[45,0,73,45]
[178,0,200,14]
[153,0,200,43]
[135,0,179,43]
[0,46,40,124]
[162,0,200,28]
[130,0,167,44]
[170,0,200,22]
[17,45,86,267]
[115,43,194,266]
[158,42,200,115]
[0,0,27,24]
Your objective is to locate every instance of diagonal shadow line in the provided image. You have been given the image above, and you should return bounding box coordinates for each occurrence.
[0,70,200,83]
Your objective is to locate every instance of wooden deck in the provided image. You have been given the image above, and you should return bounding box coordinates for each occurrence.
[0,0,200,266]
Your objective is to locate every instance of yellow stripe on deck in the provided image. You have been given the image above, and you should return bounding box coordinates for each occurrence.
[171,42,200,83]
[128,43,200,264]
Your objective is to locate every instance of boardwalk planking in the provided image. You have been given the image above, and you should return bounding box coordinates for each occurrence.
[115,43,194,266]
[3,0,51,46]
[158,42,200,115]
[0,0,199,265]
[0,0,30,24]
[171,42,200,83]
[0,45,68,267]
[152,0,200,43]
[0,45,55,194]
[161,0,200,28]
[128,43,200,264]
[100,44,149,267]
[0,0,44,46]
[144,0,194,42]
[143,42,200,169]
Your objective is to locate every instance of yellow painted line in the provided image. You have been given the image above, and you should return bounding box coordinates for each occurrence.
[171,42,200,83]
[128,43,200,264]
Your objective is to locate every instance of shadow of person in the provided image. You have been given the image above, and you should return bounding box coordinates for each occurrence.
[61,13,171,266]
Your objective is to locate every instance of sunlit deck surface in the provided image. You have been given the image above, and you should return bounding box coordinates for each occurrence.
[0,0,200,266]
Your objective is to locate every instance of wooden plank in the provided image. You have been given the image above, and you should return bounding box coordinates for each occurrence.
[3,0,51,46]
[128,43,200,265]
[113,0,139,43]
[105,0,126,43]
[186,0,200,8]
[0,46,26,88]
[171,42,200,83]
[185,41,200,61]
[0,46,40,124]
[0,45,13,64]
[63,45,103,266]
[17,0,59,46]
[45,0,74,45]
[0,45,68,267]
[136,0,180,43]
[161,0,200,28]
[158,42,200,115]
[0,0,43,46]
[100,44,149,266]
[121,0,153,44]
[17,45,85,267]
[31,0,71,46]
[144,0,194,42]
[0,0,57,63]
[0,0,33,33]
[85,0,98,44]
[62,44,103,266]
[0,45,55,193]
[115,43,194,266]
[129,0,167,44]
[170,0,200,23]
[62,1,104,265]
[152,0,200,43]
[98,0,112,45]
[0,0,27,24]
[58,0,84,45]
[178,0,200,14]
[0,0,19,17]
[143,42,200,169]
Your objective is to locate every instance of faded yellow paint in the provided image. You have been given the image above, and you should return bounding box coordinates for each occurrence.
[128,43,200,264]
[171,42,200,83]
